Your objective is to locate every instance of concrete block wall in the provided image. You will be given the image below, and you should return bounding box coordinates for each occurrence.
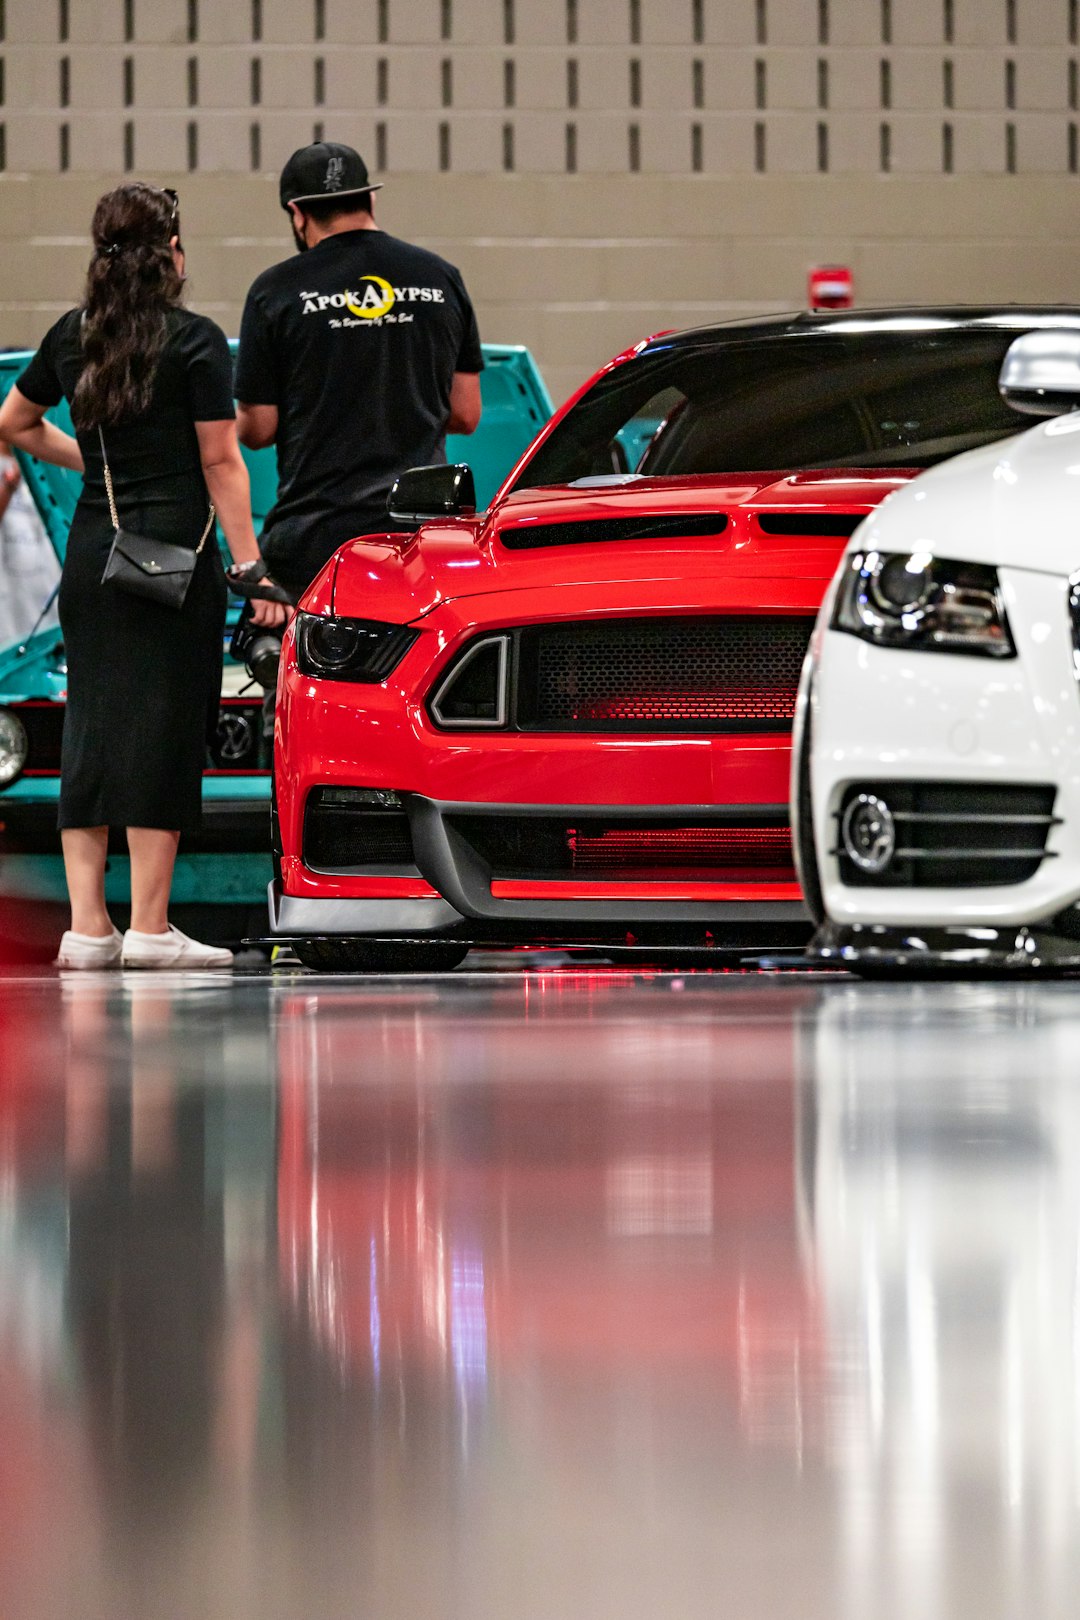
[0,1,1077,405]
[2,168,1078,408]
[2,0,1078,180]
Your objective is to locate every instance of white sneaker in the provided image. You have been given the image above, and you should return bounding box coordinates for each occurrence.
[55,926,123,969]
[121,925,234,970]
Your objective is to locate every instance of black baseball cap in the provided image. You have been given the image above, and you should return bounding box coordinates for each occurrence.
[279,141,383,210]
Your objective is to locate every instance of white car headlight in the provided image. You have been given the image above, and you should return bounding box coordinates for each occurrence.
[0,707,28,787]
[832,550,1015,658]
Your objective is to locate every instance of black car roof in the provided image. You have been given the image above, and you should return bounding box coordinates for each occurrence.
[642,306,1080,354]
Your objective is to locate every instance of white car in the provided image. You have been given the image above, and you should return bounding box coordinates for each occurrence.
[793,326,1080,973]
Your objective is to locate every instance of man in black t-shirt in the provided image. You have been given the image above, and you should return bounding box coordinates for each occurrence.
[235,141,483,595]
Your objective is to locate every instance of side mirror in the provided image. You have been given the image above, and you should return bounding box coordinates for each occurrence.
[999,330,1080,418]
[387,463,477,523]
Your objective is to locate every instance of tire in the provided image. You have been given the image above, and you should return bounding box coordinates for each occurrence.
[848,961,1006,982]
[846,962,909,981]
[292,938,471,974]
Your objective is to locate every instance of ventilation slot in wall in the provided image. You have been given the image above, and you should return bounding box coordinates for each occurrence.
[817,121,829,171]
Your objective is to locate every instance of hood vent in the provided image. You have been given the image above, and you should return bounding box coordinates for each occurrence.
[499,513,729,550]
[757,513,864,538]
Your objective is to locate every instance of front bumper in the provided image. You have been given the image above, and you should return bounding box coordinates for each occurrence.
[276,601,812,938]
[273,795,810,938]
[809,566,1080,930]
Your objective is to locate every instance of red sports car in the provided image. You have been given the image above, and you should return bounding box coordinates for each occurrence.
[272,307,1056,971]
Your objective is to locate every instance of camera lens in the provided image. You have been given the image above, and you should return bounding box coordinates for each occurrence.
[247,633,283,689]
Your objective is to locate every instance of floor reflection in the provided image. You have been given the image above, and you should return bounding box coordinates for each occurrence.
[1,969,1080,1617]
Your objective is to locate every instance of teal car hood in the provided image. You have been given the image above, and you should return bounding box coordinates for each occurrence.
[0,339,552,567]
[0,339,552,698]
[0,625,67,701]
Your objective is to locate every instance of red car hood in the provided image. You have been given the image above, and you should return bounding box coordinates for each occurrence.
[329,470,915,622]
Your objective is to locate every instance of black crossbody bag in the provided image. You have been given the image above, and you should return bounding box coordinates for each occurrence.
[98,426,215,611]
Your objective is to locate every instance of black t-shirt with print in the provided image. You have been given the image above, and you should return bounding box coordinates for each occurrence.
[236,227,483,588]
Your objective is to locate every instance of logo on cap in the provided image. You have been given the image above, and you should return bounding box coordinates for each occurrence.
[325,154,345,192]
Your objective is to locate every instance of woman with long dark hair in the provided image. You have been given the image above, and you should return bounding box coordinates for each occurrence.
[0,183,283,969]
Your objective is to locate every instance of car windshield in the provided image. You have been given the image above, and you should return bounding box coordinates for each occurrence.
[511,330,1030,490]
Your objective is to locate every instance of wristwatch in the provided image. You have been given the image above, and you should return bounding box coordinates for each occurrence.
[227,558,269,584]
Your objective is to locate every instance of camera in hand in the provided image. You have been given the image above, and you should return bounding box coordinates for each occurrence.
[230,609,284,690]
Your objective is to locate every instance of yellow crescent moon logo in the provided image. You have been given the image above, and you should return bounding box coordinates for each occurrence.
[345,275,396,320]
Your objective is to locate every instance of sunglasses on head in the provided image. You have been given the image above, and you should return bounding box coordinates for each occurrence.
[158,186,180,243]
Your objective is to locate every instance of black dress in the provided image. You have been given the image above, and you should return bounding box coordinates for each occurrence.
[18,308,233,833]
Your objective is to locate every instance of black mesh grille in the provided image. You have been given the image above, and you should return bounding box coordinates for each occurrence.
[447,814,795,881]
[757,513,864,538]
[838,782,1056,888]
[303,790,415,870]
[515,616,814,732]
[499,513,728,550]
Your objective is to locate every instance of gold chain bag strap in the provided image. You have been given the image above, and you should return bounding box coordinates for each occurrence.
[99,425,215,611]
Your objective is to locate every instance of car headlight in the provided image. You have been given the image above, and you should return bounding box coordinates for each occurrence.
[0,707,28,787]
[294,613,419,682]
[832,550,1015,658]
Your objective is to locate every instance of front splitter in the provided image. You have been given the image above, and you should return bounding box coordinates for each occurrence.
[811,919,1080,974]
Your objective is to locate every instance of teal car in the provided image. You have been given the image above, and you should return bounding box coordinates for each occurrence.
[0,342,552,945]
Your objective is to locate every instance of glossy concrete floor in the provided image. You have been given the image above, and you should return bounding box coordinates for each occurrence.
[2,962,1080,1619]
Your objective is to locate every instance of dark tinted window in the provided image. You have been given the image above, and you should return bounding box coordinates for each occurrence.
[512,331,1029,490]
